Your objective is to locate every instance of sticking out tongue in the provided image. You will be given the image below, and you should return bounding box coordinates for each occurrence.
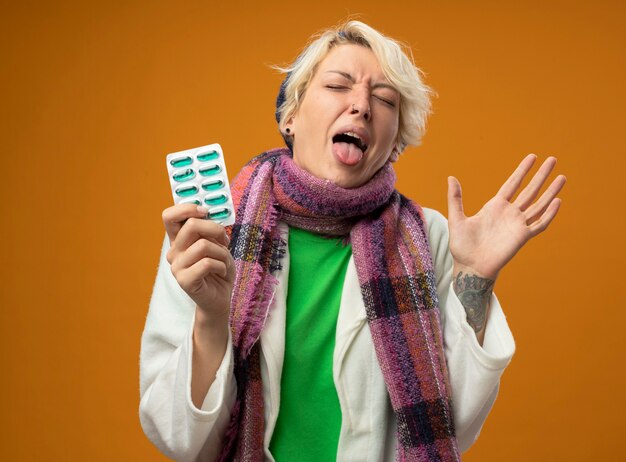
[333,142,363,166]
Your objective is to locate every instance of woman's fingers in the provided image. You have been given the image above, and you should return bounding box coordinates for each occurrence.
[164,205,230,269]
[171,238,232,278]
[447,176,465,223]
[173,217,230,252]
[496,154,537,201]
[528,198,562,236]
[513,157,558,210]
[524,174,567,224]
[174,257,229,294]
[162,204,209,243]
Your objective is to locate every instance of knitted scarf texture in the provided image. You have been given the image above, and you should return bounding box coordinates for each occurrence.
[218,148,460,462]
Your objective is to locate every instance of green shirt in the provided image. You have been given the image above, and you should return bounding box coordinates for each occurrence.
[269,227,352,461]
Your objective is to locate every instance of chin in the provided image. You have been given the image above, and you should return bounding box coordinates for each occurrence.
[309,162,367,189]
[327,172,364,189]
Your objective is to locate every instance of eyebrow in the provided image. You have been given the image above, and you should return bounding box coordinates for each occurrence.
[324,70,398,92]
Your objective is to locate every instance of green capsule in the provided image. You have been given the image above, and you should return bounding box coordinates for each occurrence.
[199,165,221,176]
[181,198,201,205]
[169,156,193,168]
[201,179,224,191]
[208,207,231,220]
[175,185,199,197]
[204,194,228,206]
[197,150,219,162]
[172,168,195,182]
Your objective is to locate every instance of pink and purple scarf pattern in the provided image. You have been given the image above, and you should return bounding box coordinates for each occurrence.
[219,148,460,461]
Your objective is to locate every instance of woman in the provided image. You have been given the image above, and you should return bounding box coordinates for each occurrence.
[140,20,565,462]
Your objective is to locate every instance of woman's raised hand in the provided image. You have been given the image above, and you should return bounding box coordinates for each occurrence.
[162,204,235,322]
[446,154,567,280]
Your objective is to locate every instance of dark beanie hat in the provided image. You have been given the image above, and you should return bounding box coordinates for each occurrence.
[275,73,293,151]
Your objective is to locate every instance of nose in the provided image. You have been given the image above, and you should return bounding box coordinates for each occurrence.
[350,90,371,121]
[350,103,371,121]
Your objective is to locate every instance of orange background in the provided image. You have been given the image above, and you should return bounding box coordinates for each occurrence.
[1,1,624,460]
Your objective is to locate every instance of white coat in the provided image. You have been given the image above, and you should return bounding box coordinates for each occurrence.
[139,208,516,461]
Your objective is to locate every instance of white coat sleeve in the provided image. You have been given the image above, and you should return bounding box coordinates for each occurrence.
[139,234,237,462]
[423,208,516,453]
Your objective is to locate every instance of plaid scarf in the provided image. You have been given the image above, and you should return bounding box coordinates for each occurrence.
[218,148,460,462]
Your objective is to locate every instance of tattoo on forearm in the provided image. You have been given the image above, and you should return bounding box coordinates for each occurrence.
[453,272,495,333]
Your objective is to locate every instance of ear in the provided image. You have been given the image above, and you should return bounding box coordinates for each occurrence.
[389,146,400,163]
[284,116,295,136]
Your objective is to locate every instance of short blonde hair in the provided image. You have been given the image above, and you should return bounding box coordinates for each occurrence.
[276,20,434,153]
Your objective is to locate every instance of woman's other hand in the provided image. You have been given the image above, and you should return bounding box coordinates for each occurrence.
[162,203,234,324]
[446,154,567,281]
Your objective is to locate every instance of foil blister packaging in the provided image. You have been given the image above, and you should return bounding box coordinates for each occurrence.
[166,143,236,226]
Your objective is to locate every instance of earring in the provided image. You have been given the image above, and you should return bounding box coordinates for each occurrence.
[285,128,291,134]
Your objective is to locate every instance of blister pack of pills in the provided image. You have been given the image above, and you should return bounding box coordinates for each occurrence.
[166,143,236,226]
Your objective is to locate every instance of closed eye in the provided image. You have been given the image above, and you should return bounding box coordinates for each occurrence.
[326,84,349,90]
[374,95,396,107]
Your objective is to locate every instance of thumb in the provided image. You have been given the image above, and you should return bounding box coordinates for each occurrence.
[447,176,465,223]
